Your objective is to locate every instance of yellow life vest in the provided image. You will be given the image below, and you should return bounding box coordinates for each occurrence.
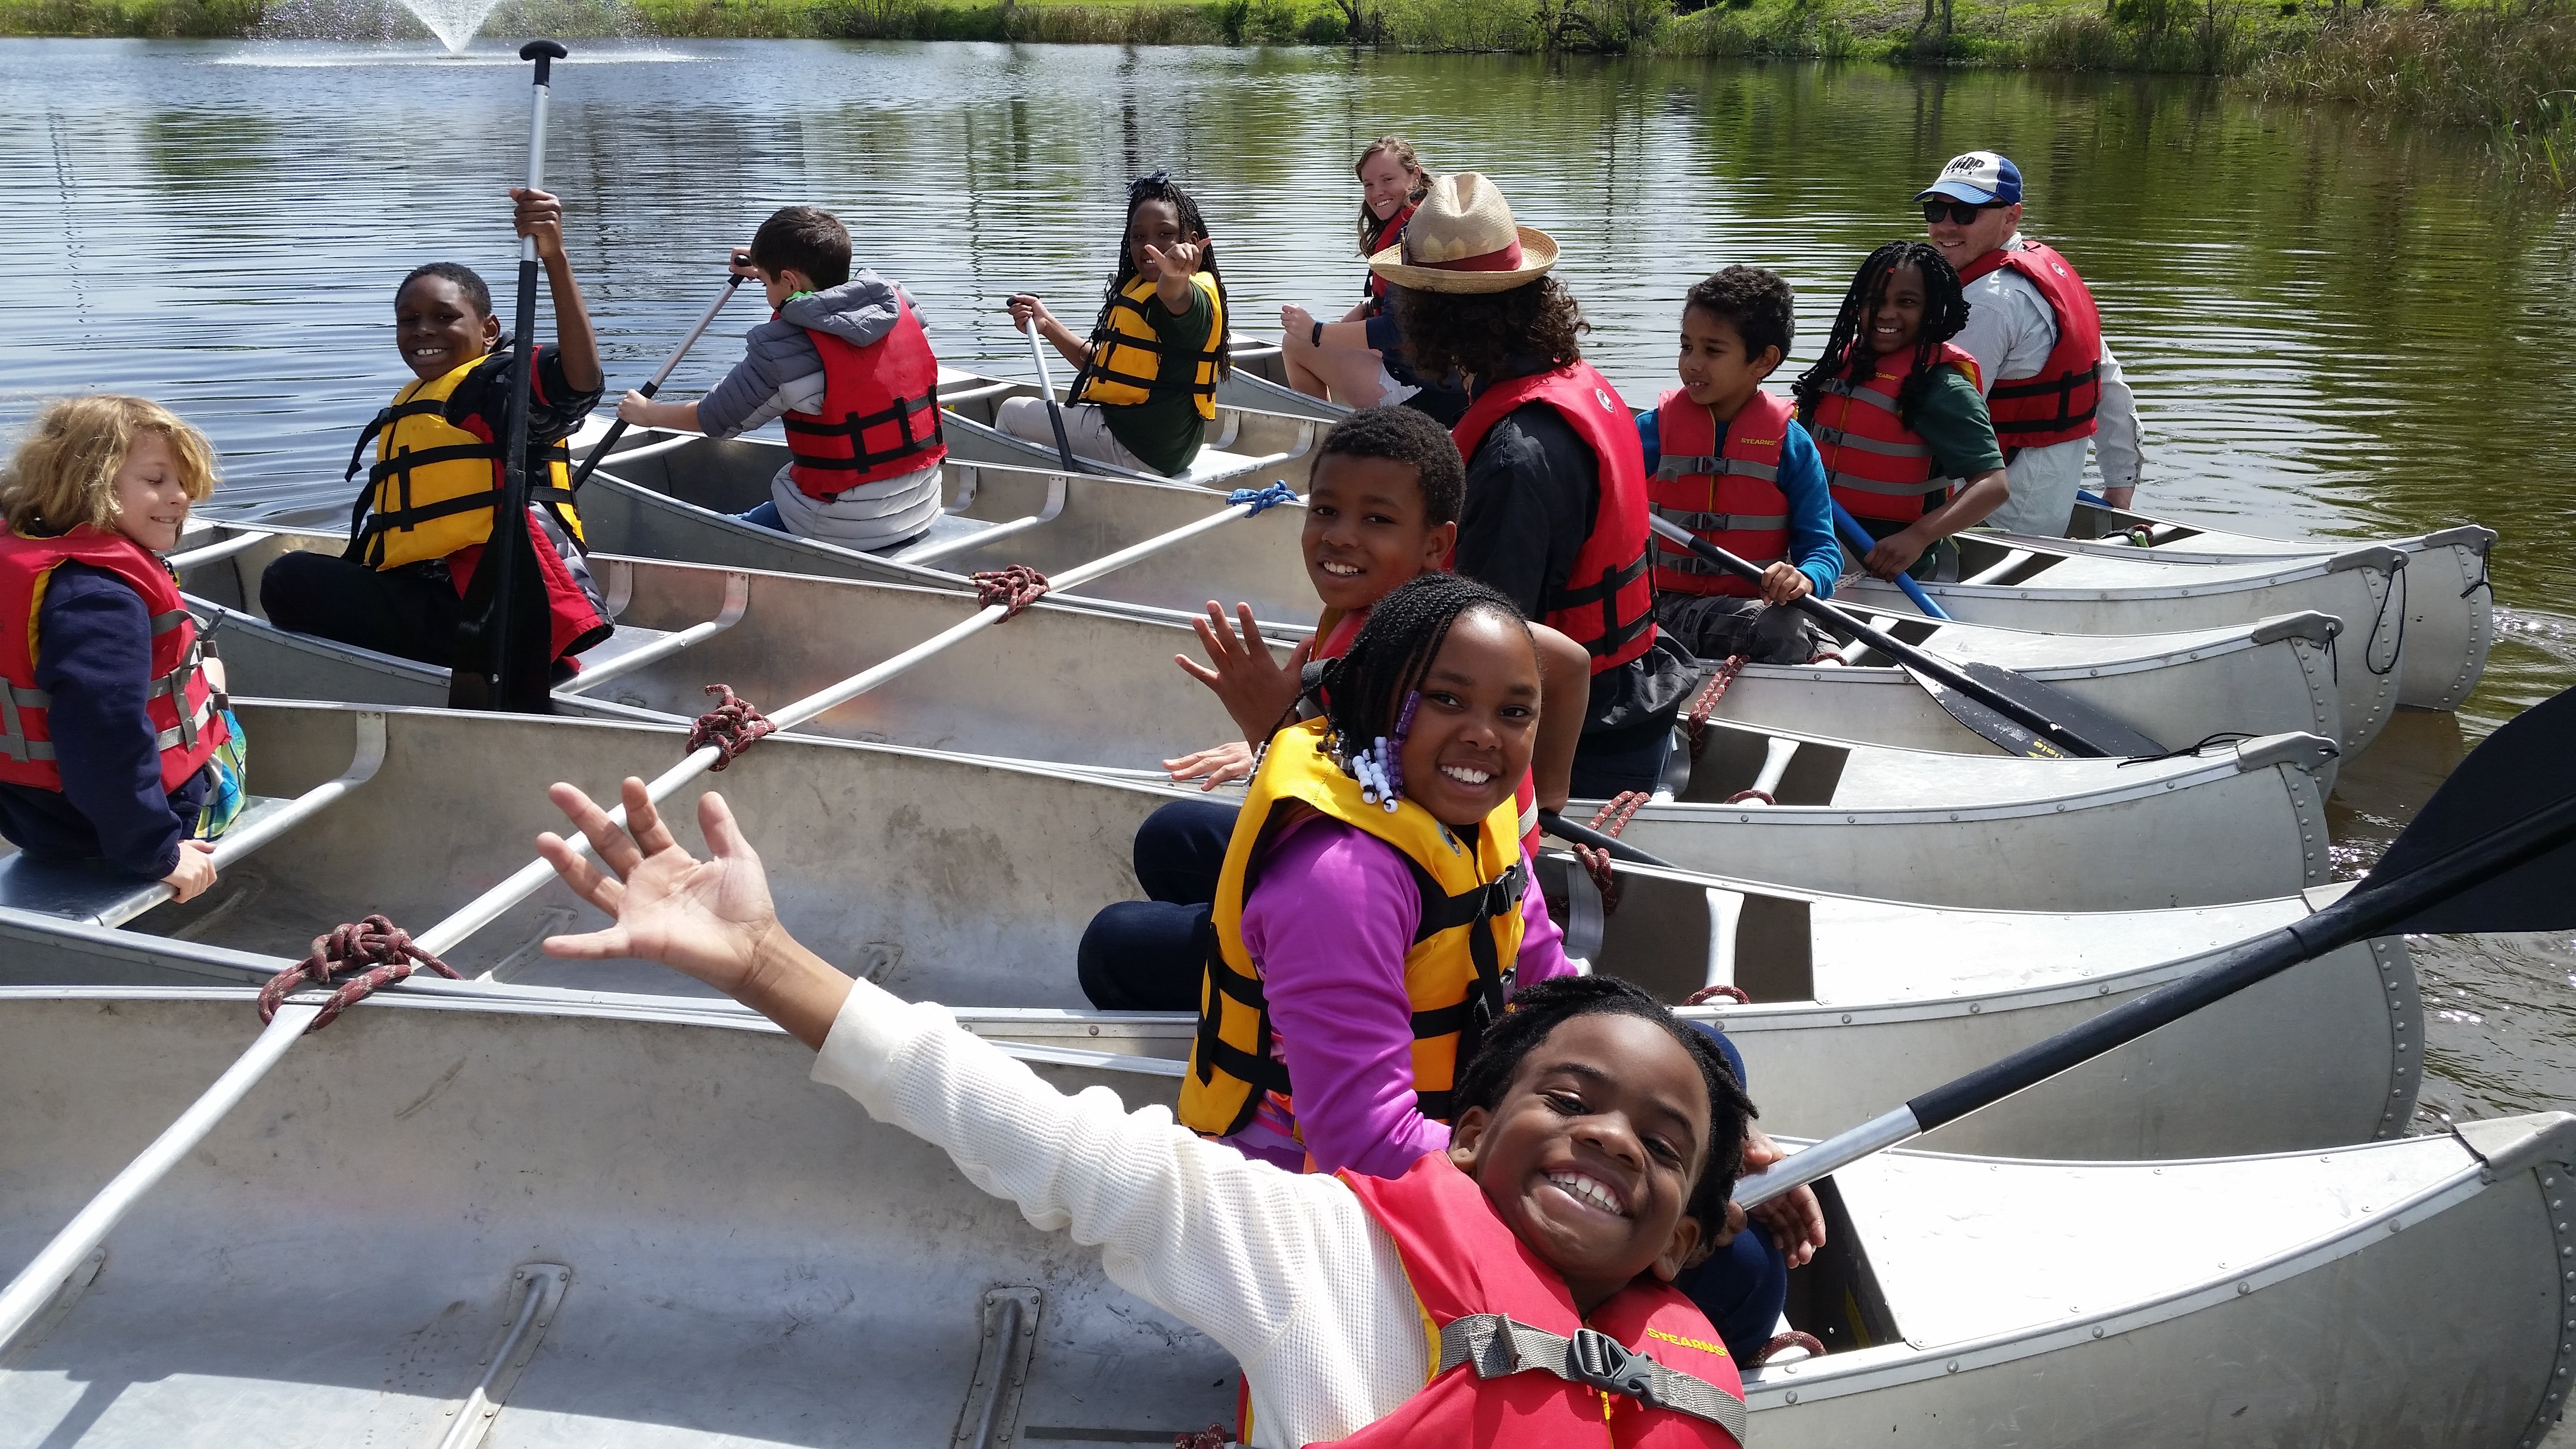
[1179,718,1528,1139]
[1072,272,1225,421]
[343,352,583,571]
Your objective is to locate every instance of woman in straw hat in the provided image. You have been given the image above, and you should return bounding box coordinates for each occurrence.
[1380,173,1694,799]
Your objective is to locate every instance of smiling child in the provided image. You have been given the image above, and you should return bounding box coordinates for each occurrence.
[1790,240,2010,581]
[532,774,1757,1446]
[0,396,243,900]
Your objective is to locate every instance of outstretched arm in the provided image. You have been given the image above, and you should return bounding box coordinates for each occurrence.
[514,188,601,394]
[531,778,1427,1420]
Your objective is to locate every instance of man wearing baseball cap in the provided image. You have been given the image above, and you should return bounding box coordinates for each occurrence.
[1917,149,2144,535]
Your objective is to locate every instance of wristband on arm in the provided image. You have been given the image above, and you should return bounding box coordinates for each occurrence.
[1311,320,1324,348]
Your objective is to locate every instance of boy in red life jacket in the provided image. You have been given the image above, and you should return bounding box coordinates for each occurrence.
[1075,408,1588,1014]
[259,188,609,683]
[615,207,948,551]
[1384,174,1696,798]
[1917,150,2144,531]
[0,397,245,902]
[1637,267,1842,666]
[535,757,1764,1446]
[1789,240,2011,583]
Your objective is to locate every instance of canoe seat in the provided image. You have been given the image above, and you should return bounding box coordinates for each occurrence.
[573,624,675,672]
[0,792,295,929]
[879,510,997,557]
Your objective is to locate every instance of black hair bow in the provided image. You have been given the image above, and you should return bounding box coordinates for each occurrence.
[1129,169,1173,198]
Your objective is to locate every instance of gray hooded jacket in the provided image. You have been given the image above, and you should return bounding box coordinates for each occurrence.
[698,272,921,439]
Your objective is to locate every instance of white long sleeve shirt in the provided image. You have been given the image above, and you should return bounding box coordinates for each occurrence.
[1952,235,2145,535]
[810,978,1432,1446]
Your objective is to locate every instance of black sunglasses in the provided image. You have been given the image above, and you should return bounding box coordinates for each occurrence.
[1922,199,2000,225]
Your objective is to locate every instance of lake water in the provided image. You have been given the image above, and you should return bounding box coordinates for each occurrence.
[1,36,2570,1124]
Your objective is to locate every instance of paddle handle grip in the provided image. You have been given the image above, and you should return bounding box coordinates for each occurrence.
[1537,809,1675,869]
[1831,500,1950,621]
[1643,515,2109,758]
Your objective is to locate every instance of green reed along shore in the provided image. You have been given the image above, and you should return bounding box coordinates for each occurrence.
[10,0,2576,183]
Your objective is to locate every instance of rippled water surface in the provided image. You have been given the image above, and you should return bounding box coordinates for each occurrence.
[2,37,2571,1120]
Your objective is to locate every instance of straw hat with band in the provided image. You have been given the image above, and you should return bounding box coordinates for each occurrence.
[1367,172,1560,296]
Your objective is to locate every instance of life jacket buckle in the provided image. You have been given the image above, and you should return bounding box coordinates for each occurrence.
[1567,1326,1656,1402]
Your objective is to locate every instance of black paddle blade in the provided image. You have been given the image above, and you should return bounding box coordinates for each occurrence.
[1904,666,2072,760]
[1957,660,2167,757]
[2372,686,2576,934]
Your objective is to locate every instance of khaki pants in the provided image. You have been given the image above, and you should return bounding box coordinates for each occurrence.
[996,397,1149,472]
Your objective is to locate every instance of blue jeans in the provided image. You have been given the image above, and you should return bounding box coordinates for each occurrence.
[1676,1022,1791,1364]
[735,500,784,531]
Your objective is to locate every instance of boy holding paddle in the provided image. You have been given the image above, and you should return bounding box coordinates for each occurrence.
[260,187,610,681]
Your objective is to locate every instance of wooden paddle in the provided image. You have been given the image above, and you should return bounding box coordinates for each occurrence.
[568,271,746,490]
[1830,498,1951,621]
[447,39,568,716]
[1735,684,2576,1208]
[1644,514,2164,759]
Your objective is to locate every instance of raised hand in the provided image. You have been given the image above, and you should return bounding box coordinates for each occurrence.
[1142,240,1205,279]
[1175,601,1308,744]
[510,187,566,261]
[538,778,779,996]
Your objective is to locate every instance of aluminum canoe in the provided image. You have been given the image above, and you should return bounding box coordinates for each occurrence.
[180,514,2373,764]
[568,427,1320,627]
[932,365,1326,489]
[181,542,2339,911]
[0,699,2413,1158]
[1222,340,2495,712]
[0,983,2551,1447]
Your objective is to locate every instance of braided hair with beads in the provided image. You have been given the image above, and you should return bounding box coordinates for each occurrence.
[1789,239,1970,428]
[1076,171,1234,391]
[1316,572,1531,798]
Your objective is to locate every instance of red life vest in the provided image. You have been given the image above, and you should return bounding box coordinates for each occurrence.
[1648,388,1794,599]
[1329,1156,1746,1449]
[1804,342,1982,525]
[0,526,228,795]
[1452,363,1658,676]
[1957,241,2105,452]
[778,297,948,500]
[1363,199,1420,303]
[1312,603,1541,856]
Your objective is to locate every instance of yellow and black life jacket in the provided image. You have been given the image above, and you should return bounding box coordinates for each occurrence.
[1071,273,1225,420]
[343,351,583,571]
[1178,718,1527,1139]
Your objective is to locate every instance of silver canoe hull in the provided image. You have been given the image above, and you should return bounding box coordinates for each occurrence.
[0,986,2550,1448]
[0,701,2414,1158]
[181,543,2339,912]
[931,366,1325,490]
[575,430,1320,628]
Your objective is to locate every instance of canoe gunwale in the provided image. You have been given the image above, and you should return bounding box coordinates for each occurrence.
[1736,1119,2573,1409]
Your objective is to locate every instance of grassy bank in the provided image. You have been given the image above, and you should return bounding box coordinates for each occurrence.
[11,0,2576,183]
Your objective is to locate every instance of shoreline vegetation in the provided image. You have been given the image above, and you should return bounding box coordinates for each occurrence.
[8,0,2576,186]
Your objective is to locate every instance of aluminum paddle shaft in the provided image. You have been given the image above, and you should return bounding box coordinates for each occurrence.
[1022,310,1079,472]
[569,272,745,489]
[416,488,1295,959]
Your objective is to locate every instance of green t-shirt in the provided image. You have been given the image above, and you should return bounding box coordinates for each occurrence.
[1096,282,1214,477]
[1904,364,2006,480]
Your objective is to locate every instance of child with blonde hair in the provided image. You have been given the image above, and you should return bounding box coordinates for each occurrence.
[0,396,244,901]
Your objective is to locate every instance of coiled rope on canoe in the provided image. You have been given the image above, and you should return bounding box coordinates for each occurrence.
[255,914,460,1032]
[687,684,776,770]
